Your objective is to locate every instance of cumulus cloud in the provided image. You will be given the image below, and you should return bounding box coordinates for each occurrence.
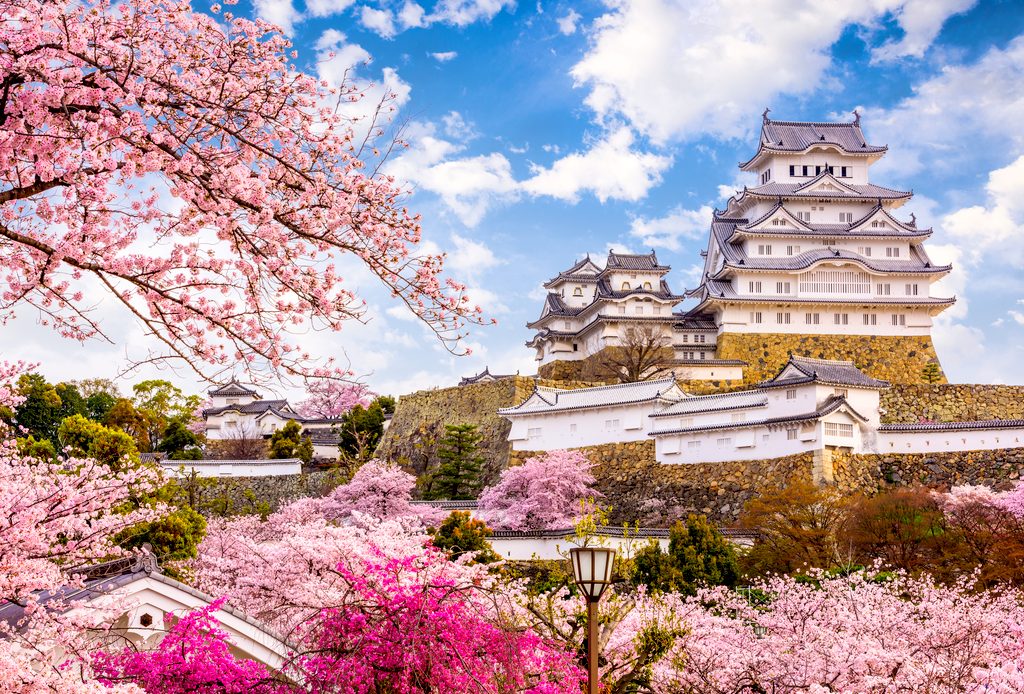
[570,0,973,143]
[942,155,1024,267]
[314,29,412,121]
[305,0,356,17]
[521,127,673,203]
[429,0,515,27]
[447,233,501,276]
[253,0,300,33]
[430,50,458,62]
[629,205,714,251]
[870,0,977,62]
[360,6,397,37]
[557,8,581,35]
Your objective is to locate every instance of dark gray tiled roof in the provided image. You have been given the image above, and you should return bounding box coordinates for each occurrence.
[736,202,930,239]
[879,419,1024,433]
[499,376,680,415]
[595,277,683,301]
[208,380,260,397]
[544,256,603,287]
[458,367,515,386]
[488,525,757,540]
[203,398,291,416]
[650,394,867,436]
[743,180,911,200]
[719,246,950,275]
[603,250,668,272]
[740,117,886,169]
[761,355,890,389]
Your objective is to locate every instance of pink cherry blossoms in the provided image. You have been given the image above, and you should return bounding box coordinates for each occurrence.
[294,379,372,419]
[0,0,484,384]
[478,449,600,530]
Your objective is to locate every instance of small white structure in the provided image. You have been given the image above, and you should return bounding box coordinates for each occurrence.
[487,527,757,561]
[501,355,1024,466]
[159,458,302,478]
[498,376,685,450]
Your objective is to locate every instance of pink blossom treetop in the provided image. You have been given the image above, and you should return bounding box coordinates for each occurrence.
[93,598,284,693]
[996,481,1024,519]
[478,450,600,531]
[0,0,485,385]
[294,380,373,420]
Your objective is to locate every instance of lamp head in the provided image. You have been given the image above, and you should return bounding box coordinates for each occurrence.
[569,547,616,602]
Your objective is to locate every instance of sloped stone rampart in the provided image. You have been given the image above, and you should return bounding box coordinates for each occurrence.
[714,332,944,385]
[376,376,599,487]
[881,384,1024,423]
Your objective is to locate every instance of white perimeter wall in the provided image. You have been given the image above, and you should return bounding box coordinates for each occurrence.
[508,401,666,451]
[159,459,301,478]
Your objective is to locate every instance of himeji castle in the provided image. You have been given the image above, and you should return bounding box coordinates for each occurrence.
[530,112,956,386]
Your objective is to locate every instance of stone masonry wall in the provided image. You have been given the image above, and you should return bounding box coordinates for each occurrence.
[830,448,1024,493]
[376,376,598,488]
[881,384,1024,423]
[178,469,339,517]
[715,332,945,385]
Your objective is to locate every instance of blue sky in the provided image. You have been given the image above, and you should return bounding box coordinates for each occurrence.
[7,0,1024,398]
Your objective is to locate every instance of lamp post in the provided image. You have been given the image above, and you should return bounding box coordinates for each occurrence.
[569,546,616,694]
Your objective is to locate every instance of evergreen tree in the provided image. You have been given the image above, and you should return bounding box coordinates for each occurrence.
[337,395,393,460]
[429,511,498,563]
[269,420,312,463]
[425,424,485,500]
[922,362,943,384]
[85,390,118,421]
[158,420,203,460]
[632,514,739,595]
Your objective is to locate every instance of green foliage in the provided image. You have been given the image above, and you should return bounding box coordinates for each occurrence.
[16,435,58,462]
[158,420,202,460]
[132,379,201,451]
[58,414,140,468]
[104,398,154,452]
[9,373,88,444]
[429,511,499,563]
[116,506,207,573]
[269,420,312,463]
[86,390,118,421]
[337,396,392,461]
[631,514,739,595]
[921,362,943,384]
[424,424,484,500]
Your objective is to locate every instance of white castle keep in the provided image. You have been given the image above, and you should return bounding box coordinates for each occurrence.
[528,112,955,381]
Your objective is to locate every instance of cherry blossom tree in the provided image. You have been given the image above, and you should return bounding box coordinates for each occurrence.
[294,380,372,419]
[478,450,600,531]
[0,0,484,385]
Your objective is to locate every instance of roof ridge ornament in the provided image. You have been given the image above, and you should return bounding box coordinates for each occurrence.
[762,107,771,124]
[852,109,860,125]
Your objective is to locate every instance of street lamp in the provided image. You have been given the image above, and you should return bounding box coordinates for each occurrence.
[569,546,616,694]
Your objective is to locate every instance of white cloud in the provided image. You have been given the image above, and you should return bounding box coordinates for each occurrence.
[1010,311,1024,326]
[305,0,356,17]
[447,234,501,277]
[862,36,1024,178]
[398,1,427,27]
[629,205,713,251]
[430,50,459,62]
[541,144,560,154]
[360,6,397,38]
[429,0,515,27]
[253,0,300,33]
[570,0,972,143]
[870,0,977,63]
[941,155,1024,267]
[314,29,412,127]
[556,8,581,35]
[441,111,479,140]
[521,127,672,203]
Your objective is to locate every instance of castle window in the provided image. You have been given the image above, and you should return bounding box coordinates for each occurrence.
[684,351,695,360]
[886,247,900,258]
[786,245,800,256]
[564,321,571,330]
[840,166,850,178]
[758,244,772,255]
[749,281,762,293]
[857,246,873,257]
[839,212,853,223]
[863,313,878,326]
[834,388,848,398]
[789,165,796,176]
[634,305,643,315]
[750,311,763,324]
[824,422,854,438]
[786,428,798,440]
[569,423,577,434]
[528,427,542,440]
[892,314,906,326]
[806,312,820,325]
[796,211,810,222]
[653,306,662,314]
[621,282,631,290]
[573,343,579,351]
[618,306,626,315]
[681,334,689,343]
[876,283,891,296]
[731,413,746,423]
[772,218,787,226]
[643,281,652,290]
[786,389,797,400]
[776,281,791,294]
[700,351,706,360]
[802,165,811,176]
[834,313,849,325]
[800,269,870,294]
[906,283,918,296]
[688,440,701,449]
[716,437,732,447]
[573,287,583,297]
[698,334,706,343]
[777,312,791,324]
[604,419,621,431]
[761,169,771,184]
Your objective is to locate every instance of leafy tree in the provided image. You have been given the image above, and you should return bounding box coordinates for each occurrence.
[921,362,943,384]
[337,396,393,461]
[425,424,484,500]
[269,420,312,463]
[738,477,852,578]
[157,420,203,460]
[85,391,118,422]
[477,450,600,530]
[69,378,120,399]
[58,414,140,469]
[15,435,58,462]
[631,514,739,595]
[10,373,88,444]
[845,487,947,575]
[116,506,207,570]
[104,398,154,452]
[132,379,202,451]
[429,511,499,563]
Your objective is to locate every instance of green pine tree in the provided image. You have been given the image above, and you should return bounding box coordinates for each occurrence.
[425,424,485,500]
[269,420,312,463]
[921,362,943,384]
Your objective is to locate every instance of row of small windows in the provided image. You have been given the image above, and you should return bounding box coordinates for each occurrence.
[680,351,709,360]
[748,280,919,296]
[679,334,708,343]
[620,281,654,291]
[616,305,664,315]
[755,243,902,258]
[788,164,852,178]
[749,311,912,326]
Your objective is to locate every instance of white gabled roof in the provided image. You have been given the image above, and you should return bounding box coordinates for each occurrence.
[498,376,682,416]
[650,389,769,418]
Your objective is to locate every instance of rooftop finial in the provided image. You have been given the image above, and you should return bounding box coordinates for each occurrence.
[909,212,917,226]
[852,109,861,125]
[762,107,771,124]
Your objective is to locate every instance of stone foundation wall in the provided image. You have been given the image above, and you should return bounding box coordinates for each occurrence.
[830,448,1024,492]
[881,384,1024,423]
[377,376,599,487]
[511,441,816,523]
[173,469,339,518]
[715,332,944,385]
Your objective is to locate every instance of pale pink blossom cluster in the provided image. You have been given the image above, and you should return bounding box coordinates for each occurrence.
[0,0,484,385]
[294,378,373,419]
